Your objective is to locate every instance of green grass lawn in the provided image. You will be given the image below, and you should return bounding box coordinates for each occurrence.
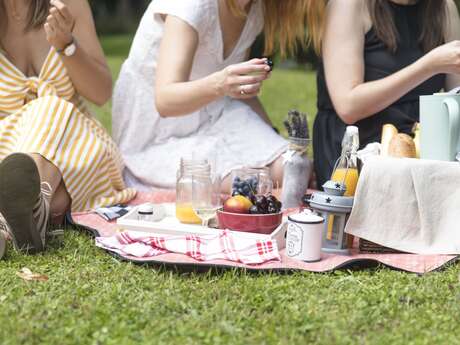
[1,35,460,345]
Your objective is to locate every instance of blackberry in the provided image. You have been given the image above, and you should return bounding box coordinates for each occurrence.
[249,205,260,214]
[265,58,274,72]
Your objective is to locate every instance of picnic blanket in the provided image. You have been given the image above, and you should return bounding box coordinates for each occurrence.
[71,191,458,274]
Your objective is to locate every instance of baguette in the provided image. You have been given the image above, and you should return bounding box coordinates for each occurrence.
[381,124,398,156]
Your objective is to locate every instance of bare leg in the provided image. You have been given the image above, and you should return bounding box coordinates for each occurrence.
[29,154,71,224]
[29,154,61,193]
[50,181,71,224]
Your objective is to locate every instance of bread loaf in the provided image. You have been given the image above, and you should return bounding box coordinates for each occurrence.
[381,124,398,156]
[388,133,417,158]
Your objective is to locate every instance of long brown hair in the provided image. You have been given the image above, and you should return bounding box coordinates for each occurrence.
[227,0,325,58]
[0,0,50,35]
[367,0,447,53]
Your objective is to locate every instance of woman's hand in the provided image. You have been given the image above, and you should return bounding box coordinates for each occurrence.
[44,0,76,51]
[41,0,112,105]
[156,14,271,117]
[215,58,271,99]
[424,40,460,75]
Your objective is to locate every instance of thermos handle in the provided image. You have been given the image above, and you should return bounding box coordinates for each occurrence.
[443,98,460,158]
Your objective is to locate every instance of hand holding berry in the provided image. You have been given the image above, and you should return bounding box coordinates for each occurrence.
[214,58,271,99]
[44,0,76,51]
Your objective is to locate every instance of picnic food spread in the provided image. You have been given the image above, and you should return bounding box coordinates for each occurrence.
[108,92,460,264]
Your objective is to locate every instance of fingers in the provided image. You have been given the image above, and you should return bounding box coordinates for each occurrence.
[233,73,270,85]
[231,83,262,99]
[50,6,67,28]
[49,0,75,33]
[228,63,271,76]
[240,83,262,95]
[44,22,55,40]
[241,58,268,65]
[50,0,72,22]
[46,14,63,33]
[221,58,272,99]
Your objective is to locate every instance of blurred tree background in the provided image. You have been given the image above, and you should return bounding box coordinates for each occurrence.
[89,0,316,67]
[89,0,460,68]
[89,0,150,34]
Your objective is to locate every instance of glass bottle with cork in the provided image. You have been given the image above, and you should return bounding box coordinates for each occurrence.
[331,126,360,197]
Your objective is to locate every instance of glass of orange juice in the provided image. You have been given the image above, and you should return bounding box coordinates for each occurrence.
[176,158,210,224]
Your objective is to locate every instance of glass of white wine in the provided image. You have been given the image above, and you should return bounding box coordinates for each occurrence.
[192,173,222,227]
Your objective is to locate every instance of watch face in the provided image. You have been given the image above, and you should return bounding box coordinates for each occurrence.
[64,43,77,57]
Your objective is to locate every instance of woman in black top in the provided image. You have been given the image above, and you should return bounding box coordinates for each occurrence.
[313,0,460,187]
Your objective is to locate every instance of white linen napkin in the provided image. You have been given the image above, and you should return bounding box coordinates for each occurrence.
[345,157,460,254]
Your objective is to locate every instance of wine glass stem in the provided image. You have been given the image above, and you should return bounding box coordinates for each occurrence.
[203,219,209,228]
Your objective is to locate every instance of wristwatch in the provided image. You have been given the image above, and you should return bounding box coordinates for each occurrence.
[57,37,77,57]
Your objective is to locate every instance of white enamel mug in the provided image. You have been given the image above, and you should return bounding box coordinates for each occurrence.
[286,210,324,262]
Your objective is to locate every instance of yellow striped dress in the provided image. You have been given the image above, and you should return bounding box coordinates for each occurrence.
[0,47,136,211]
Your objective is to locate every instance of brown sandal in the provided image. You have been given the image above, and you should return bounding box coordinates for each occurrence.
[0,153,44,253]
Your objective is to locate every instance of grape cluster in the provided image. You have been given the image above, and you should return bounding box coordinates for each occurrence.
[232,176,258,199]
[249,194,282,215]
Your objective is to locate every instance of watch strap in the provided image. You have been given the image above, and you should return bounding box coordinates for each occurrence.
[57,37,76,55]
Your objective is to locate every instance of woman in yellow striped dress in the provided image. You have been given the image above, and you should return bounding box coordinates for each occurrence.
[0,0,136,255]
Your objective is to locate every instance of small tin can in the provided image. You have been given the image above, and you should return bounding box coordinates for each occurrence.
[286,210,324,262]
[137,203,166,222]
[137,203,154,222]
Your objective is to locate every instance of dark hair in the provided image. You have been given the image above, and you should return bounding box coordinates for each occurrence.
[367,0,447,53]
[0,0,50,35]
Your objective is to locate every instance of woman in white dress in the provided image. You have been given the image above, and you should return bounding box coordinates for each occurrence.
[112,0,324,190]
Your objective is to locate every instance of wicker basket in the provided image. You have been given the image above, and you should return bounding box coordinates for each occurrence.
[359,238,402,254]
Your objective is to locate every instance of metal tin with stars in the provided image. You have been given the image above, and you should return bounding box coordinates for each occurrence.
[309,181,354,255]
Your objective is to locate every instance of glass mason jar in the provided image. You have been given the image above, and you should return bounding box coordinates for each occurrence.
[176,159,211,224]
[230,167,273,196]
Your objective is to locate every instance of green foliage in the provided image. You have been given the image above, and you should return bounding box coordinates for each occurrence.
[89,0,149,34]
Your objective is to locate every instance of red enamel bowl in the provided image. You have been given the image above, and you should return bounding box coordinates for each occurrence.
[216,210,283,234]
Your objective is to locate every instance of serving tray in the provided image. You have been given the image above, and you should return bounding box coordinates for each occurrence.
[117,203,287,249]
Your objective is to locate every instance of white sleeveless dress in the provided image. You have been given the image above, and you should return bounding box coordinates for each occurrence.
[112,0,288,190]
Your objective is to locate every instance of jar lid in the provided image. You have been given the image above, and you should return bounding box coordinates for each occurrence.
[288,210,324,224]
[138,203,154,215]
[309,192,354,213]
[322,180,346,196]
